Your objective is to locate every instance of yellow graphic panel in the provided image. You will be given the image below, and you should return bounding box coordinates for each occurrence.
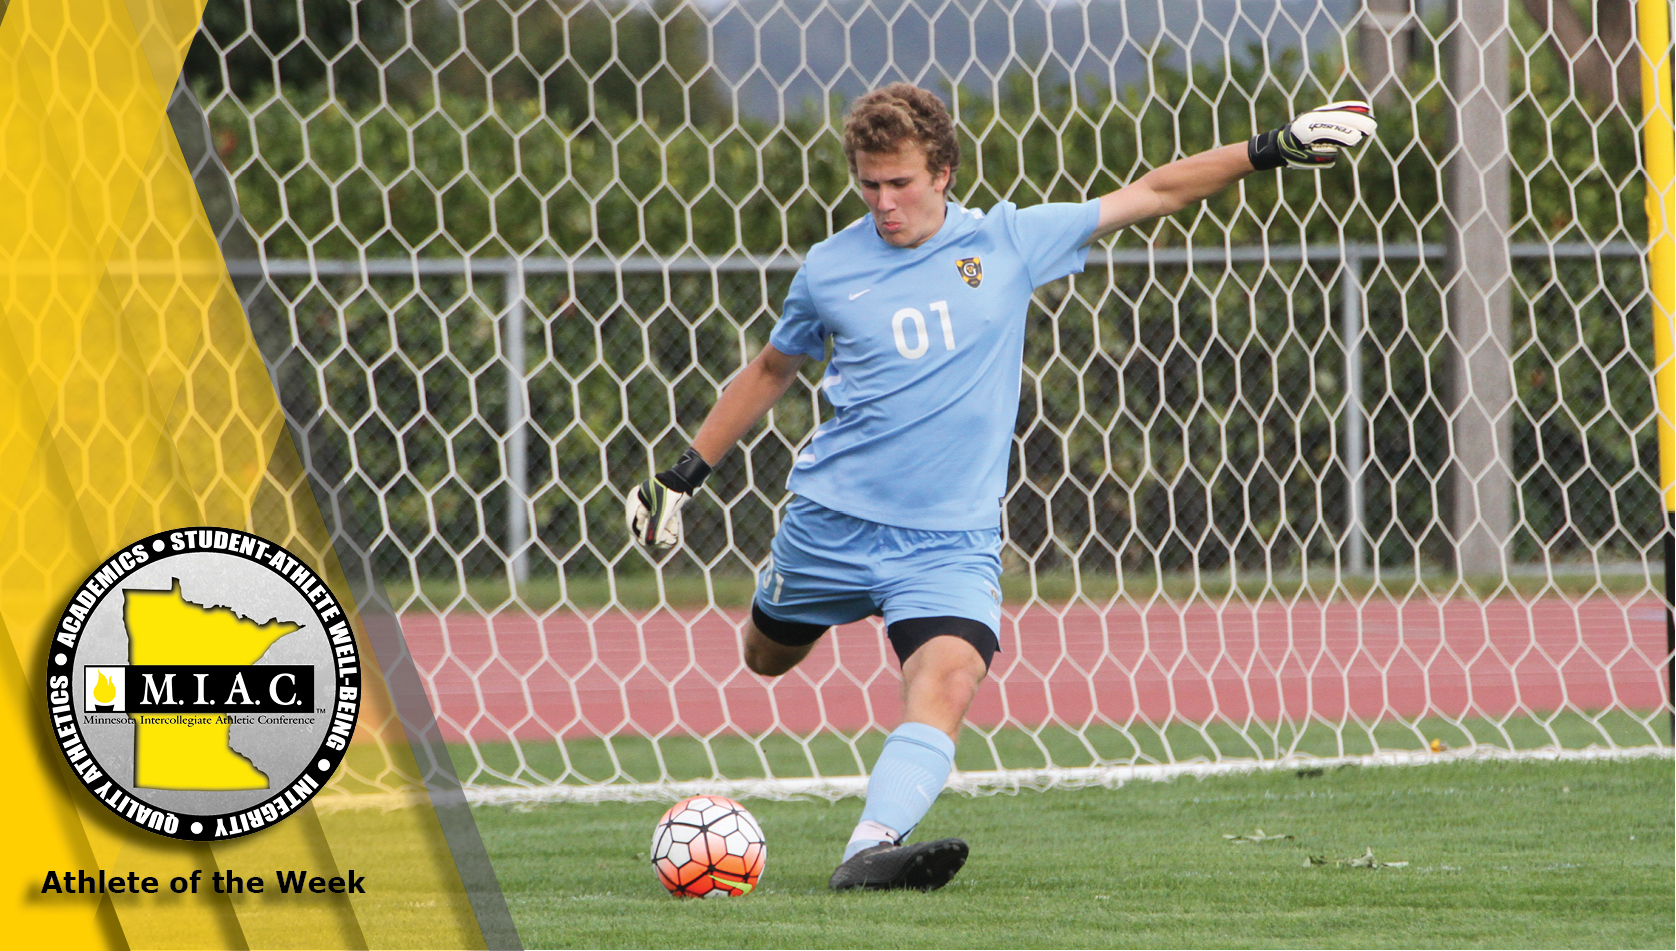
[0,1,504,948]
[1641,0,1676,512]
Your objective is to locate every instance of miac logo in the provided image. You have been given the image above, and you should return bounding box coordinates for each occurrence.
[956,256,983,287]
[82,658,314,713]
[44,528,361,840]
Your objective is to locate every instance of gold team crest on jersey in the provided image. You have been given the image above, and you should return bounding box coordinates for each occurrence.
[956,256,982,287]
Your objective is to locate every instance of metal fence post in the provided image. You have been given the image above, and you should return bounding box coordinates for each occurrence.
[504,260,530,583]
[1341,250,1367,576]
[1445,0,1514,577]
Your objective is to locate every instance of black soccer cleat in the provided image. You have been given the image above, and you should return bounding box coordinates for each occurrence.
[828,838,969,892]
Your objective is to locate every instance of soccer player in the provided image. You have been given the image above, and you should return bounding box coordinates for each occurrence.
[629,84,1375,891]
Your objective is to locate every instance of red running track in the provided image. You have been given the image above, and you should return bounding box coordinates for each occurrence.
[400,596,1671,742]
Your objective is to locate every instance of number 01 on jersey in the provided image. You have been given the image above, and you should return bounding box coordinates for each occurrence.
[892,300,954,359]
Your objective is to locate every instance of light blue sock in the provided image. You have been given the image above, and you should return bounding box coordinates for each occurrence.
[843,722,956,861]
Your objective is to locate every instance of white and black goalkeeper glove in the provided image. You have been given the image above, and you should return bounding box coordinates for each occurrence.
[1248,101,1377,170]
[627,448,713,549]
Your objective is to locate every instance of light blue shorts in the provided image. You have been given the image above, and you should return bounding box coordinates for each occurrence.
[755,496,1004,637]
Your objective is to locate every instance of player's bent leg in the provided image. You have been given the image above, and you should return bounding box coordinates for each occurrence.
[830,618,993,891]
[741,600,826,677]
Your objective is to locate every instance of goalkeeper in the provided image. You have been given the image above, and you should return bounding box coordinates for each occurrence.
[629,84,1375,891]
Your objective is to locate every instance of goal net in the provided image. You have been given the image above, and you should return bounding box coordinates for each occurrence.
[180,0,1672,801]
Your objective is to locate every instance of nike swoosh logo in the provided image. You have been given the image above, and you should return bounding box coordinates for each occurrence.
[708,874,754,894]
[849,288,872,300]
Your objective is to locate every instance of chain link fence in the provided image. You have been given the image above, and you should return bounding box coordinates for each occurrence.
[241,241,1656,594]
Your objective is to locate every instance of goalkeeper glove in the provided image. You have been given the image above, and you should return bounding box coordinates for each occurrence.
[1248,101,1377,170]
[627,448,713,549]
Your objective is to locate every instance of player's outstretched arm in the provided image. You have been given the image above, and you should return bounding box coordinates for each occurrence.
[1092,143,1252,240]
[627,344,807,549]
[1091,101,1376,241]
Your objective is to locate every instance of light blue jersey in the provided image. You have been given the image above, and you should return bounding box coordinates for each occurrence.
[769,199,1101,531]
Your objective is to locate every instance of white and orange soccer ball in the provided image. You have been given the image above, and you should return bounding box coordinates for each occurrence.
[650,795,766,898]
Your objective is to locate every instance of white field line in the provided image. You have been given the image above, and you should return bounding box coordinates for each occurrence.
[312,744,1673,811]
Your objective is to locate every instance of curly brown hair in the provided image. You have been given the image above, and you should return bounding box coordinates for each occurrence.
[842,83,960,191]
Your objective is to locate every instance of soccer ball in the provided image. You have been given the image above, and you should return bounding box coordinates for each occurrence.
[650,795,766,898]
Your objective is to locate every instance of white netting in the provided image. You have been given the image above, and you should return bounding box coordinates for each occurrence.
[184,0,1673,798]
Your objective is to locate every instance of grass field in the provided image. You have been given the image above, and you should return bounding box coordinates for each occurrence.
[472,756,1673,949]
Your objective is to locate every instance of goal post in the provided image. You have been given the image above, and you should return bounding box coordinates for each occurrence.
[177,0,1673,801]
